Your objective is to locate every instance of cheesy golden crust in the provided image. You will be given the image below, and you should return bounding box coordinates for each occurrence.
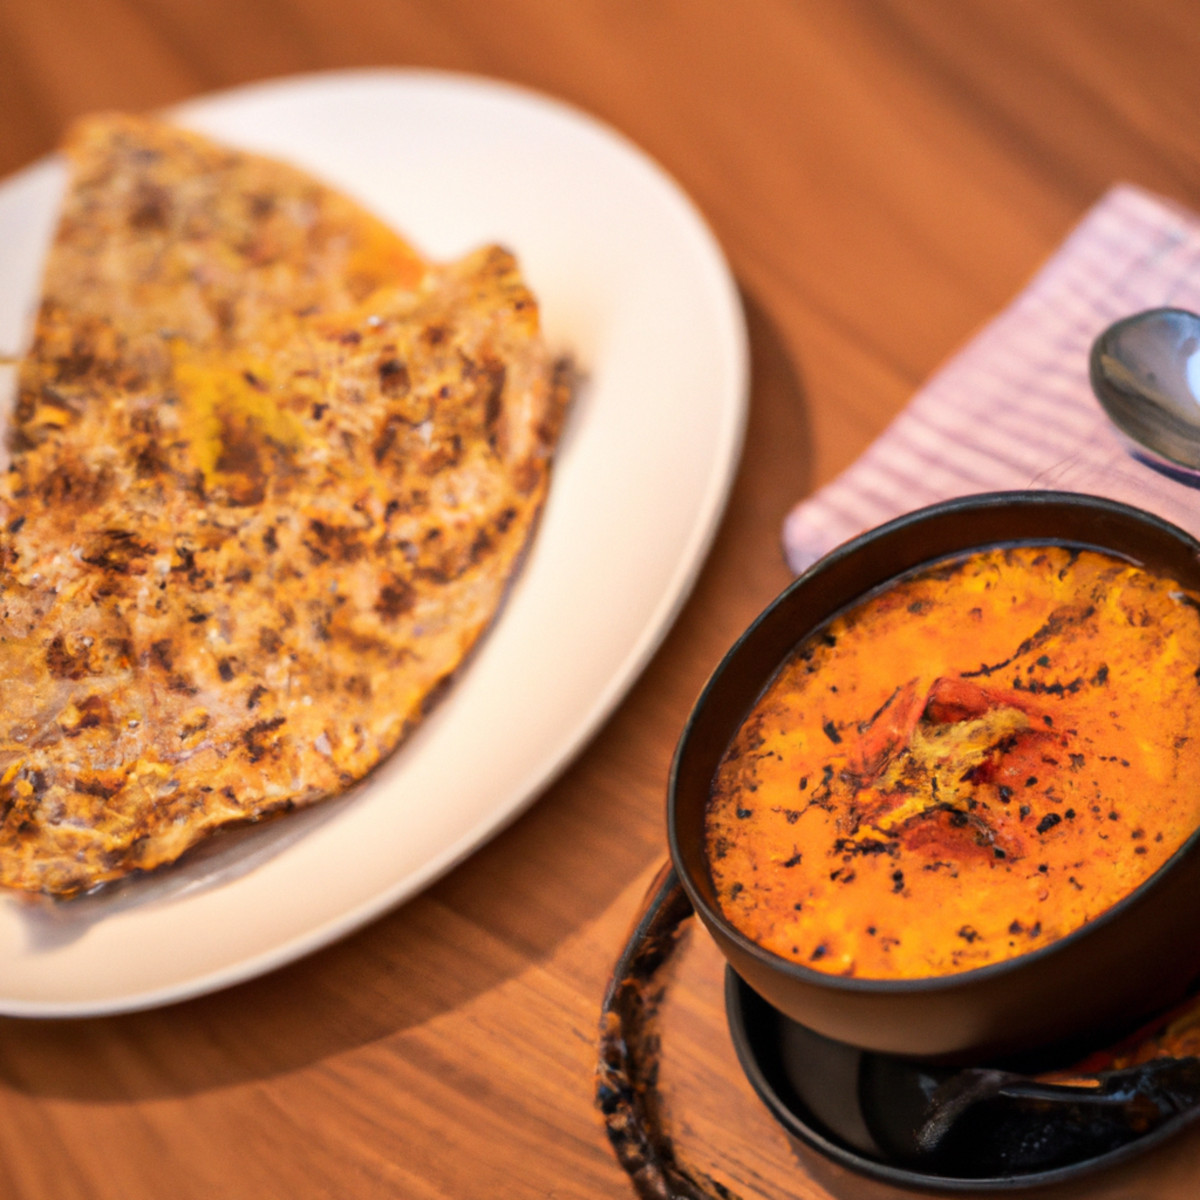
[0,114,568,895]
[707,545,1200,980]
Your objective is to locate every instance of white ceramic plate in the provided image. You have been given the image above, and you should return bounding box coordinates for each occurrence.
[0,69,748,1016]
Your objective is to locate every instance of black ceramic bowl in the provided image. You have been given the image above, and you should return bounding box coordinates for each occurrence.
[669,491,1200,1063]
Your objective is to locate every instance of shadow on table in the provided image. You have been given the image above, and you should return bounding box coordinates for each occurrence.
[0,286,813,1104]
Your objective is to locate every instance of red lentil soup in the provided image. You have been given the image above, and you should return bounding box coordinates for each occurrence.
[706,543,1200,980]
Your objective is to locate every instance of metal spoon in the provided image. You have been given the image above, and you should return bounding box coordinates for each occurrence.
[1090,306,1200,474]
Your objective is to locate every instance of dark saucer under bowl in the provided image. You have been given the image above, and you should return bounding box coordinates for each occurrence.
[724,969,1200,1193]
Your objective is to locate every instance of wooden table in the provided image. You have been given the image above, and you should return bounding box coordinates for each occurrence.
[3,2,1200,1197]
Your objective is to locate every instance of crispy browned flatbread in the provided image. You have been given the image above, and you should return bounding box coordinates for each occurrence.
[0,114,568,896]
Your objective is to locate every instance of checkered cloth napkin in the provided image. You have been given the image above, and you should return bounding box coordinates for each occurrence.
[782,184,1200,573]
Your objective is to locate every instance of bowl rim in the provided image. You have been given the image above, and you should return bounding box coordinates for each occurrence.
[669,488,1200,998]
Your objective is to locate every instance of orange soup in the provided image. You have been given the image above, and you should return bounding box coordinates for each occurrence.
[706,544,1200,980]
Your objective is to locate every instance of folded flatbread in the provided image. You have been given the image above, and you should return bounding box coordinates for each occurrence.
[0,114,568,895]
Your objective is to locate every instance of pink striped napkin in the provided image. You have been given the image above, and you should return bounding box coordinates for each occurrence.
[783,184,1200,573]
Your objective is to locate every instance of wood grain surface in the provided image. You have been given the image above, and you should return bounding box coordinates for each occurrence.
[3,2,1200,1197]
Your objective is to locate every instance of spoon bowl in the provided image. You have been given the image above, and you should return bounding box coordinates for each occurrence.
[1089,306,1200,473]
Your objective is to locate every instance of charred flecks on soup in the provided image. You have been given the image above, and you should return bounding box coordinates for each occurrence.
[705,544,1200,981]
